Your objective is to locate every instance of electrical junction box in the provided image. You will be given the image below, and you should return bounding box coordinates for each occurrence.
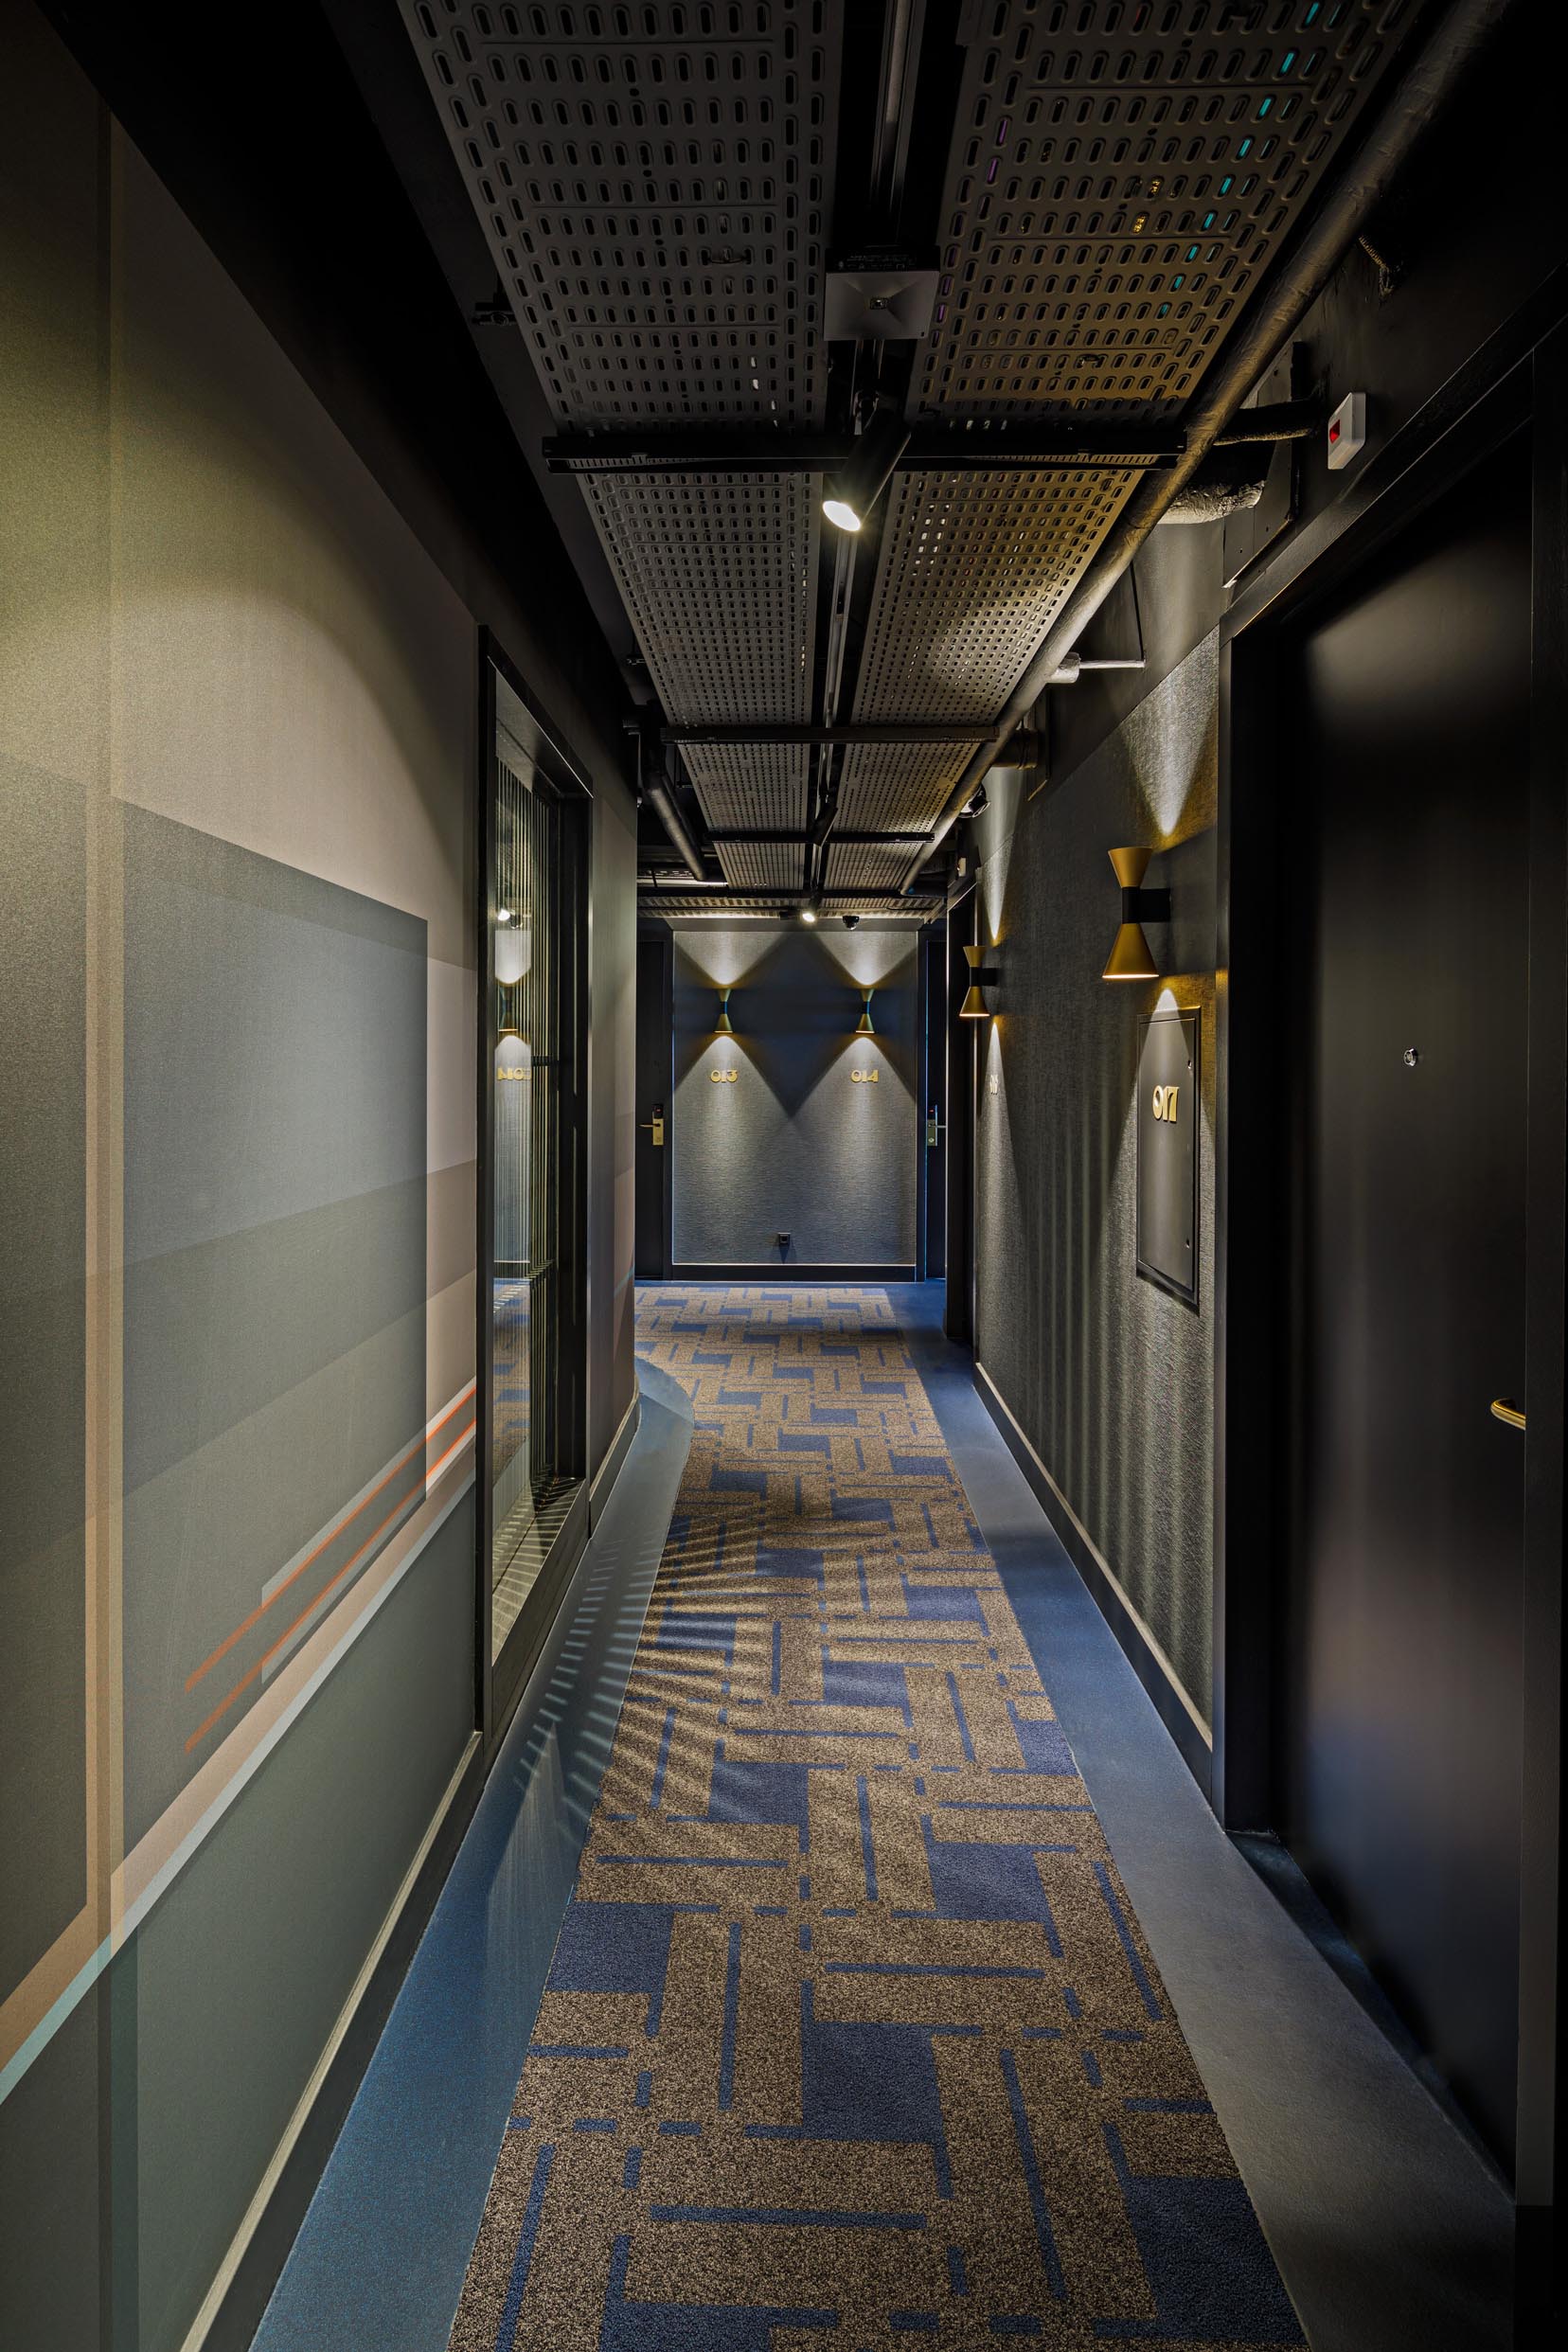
[1327,391,1367,471]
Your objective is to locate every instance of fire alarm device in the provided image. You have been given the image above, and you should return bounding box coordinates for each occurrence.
[1327,391,1366,472]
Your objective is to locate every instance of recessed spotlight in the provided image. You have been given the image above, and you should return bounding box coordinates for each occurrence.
[497,908,514,924]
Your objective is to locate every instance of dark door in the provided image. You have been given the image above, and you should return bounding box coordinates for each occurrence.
[943,899,975,1343]
[1284,437,1530,2172]
[922,930,947,1278]
[634,934,671,1281]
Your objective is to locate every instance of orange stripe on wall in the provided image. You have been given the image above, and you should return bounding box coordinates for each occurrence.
[185,1391,472,1694]
[184,1417,476,1754]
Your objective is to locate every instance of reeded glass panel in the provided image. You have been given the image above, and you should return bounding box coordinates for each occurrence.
[490,732,577,1653]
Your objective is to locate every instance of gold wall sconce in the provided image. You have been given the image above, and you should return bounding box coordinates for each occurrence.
[959,942,999,1019]
[854,988,875,1036]
[715,987,735,1034]
[1102,847,1171,982]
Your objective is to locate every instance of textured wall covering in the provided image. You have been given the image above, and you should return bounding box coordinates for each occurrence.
[670,924,918,1267]
[972,636,1219,1728]
[0,19,478,2344]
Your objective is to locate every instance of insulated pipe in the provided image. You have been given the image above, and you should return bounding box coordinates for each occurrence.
[895,0,1515,892]
[638,739,708,882]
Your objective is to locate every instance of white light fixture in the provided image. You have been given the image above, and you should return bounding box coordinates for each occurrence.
[497,907,514,924]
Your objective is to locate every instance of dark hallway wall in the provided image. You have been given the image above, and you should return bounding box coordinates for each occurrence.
[0,8,638,2348]
[963,0,1561,1765]
[670,924,918,1272]
[971,644,1220,1752]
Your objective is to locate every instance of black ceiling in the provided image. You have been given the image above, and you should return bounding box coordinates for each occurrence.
[336,0,1439,911]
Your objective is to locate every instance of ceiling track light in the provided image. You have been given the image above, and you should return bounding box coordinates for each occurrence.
[959,941,999,1019]
[1101,847,1171,982]
[800,897,822,925]
[822,401,911,534]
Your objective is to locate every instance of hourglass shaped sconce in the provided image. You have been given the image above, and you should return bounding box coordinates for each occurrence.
[1101,847,1170,982]
[854,988,875,1037]
[714,987,734,1035]
[959,942,999,1019]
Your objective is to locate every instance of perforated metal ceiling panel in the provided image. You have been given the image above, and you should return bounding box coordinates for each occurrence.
[711,835,809,886]
[834,739,985,838]
[583,472,818,722]
[919,0,1416,421]
[848,0,1418,775]
[649,889,945,914]
[401,0,839,429]
[673,737,811,890]
[396,0,1428,889]
[824,838,930,892]
[400,0,839,847]
[851,466,1139,725]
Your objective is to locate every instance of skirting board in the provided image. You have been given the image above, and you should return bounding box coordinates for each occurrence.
[195,1732,485,2352]
[973,1361,1215,1798]
[590,1388,641,1526]
[669,1262,917,1283]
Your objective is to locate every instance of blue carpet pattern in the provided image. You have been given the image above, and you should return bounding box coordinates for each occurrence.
[449,1287,1302,2349]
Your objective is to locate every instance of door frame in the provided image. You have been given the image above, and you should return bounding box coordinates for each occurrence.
[943,885,977,1345]
[476,629,596,1756]
[919,927,948,1281]
[634,927,673,1280]
[1213,295,1568,2308]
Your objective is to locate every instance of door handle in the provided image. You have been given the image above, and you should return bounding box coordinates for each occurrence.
[639,1111,666,1148]
[926,1107,945,1148]
[1490,1397,1526,1432]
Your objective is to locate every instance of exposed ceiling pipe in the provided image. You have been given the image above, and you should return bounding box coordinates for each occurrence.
[895,0,1515,893]
[636,733,708,882]
[1157,444,1273,526]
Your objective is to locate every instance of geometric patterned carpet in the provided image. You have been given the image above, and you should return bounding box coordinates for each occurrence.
[449,1286,1304,2349]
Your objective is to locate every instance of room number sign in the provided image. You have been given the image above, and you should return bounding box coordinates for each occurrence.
[1135,1008,1199,1306]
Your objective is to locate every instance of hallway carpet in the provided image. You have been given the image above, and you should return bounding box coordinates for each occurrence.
[450,1288,1302,2349]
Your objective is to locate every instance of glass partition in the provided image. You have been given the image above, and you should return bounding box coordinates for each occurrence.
[488,685,586,1666]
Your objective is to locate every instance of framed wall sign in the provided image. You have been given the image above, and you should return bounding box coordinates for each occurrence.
[1136,1006,1200,1305]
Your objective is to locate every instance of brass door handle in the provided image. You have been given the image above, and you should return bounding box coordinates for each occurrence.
[639,1114,666,1148]
[1490,1397,1526,1432]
